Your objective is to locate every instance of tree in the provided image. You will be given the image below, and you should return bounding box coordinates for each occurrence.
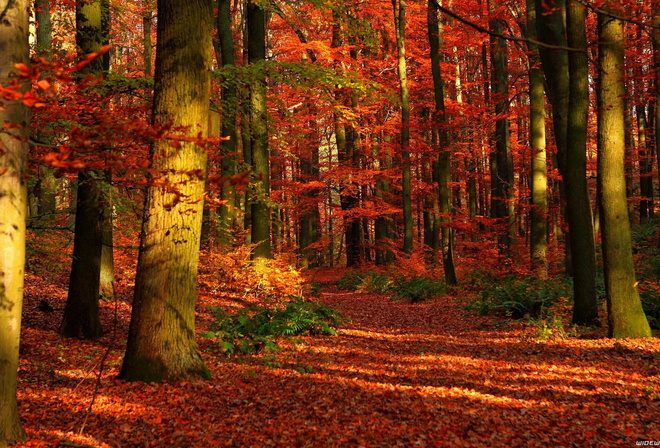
[597,9,651,339]
[565,0,598,326]
[392,0,413,254]
[489,7,514,253]
[0,0,29,443]
[119,0,214,382]
[247,0,272,259]
[428,0,457,284]
[59,0,111,338]
[526,0,548,277]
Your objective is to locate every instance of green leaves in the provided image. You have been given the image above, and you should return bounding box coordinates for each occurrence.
[202,296,345,355]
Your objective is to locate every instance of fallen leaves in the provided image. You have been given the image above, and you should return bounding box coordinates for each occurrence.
[15,258,660,447]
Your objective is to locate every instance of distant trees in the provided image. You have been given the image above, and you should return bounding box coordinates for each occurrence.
[0,0,29,443]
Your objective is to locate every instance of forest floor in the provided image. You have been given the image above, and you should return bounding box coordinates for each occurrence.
[16,248,660,448]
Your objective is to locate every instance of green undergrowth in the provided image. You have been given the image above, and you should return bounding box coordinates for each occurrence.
[201,296,346,355]
[336,270,446,302]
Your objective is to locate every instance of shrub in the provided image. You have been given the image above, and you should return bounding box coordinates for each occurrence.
[390,276,446,303]
[201,296,345,355]
[471,277,570,319]
[336,270,365,291]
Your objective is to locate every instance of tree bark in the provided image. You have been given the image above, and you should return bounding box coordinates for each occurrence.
[247,1,272,259]
[393,0,413,254]
[527,0,548,278]
[60,0,111,338]
[428,0,457,285]
[0,0,29,443]
[120,0,214,381]
[566,0,598,326]
[597,10,652,338]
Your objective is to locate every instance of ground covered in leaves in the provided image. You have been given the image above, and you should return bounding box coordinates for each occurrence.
[16,252,660,447]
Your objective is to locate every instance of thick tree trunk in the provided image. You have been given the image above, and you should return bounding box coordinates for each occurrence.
[120,0,214,382]
[0,0,29,443]
[566,0,598,326]
[393,0,413,254]
[247,1,271,259]
[527,0,548,277]
[597,12,652,338]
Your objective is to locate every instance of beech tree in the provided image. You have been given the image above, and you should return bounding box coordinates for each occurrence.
[120,0,214,382]
[597,10,651,339]
[0,0,29,443]
[248,0,272,259]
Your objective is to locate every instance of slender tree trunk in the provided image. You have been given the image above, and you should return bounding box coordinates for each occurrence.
[428,0,457,284]
[536,0,572,273]
[143,8,152,76]
[217,0,239,244]
[490,16,514,252]
[527,0,548,277]
[566,0,598,326]
[0,0,29,443]
[120,0,214,382]
[654,3,660,198]
[247,1,271,258]
[393,0,413,254]
[598,11,652,338]
[60,0,111,338]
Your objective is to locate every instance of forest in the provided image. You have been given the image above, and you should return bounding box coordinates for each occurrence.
[1,0,660,446]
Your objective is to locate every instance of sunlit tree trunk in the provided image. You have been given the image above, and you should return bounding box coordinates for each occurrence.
[120,0,214,382]
[597,11,652,338]
[393,0,413,254]
[527,0,548,277]
[60,0,111,338]
[566,0,598,326]
[0,0,29,443]
[247,1,271,259]
[428,0,456,285]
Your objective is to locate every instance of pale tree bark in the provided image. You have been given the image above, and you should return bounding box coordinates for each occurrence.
[392,0,413,254]
[120,0,214,381]
[247,1,271,259]
[0,0,29,443]
[597,10,651,338]
[566,0,598,326]
[527,0,548,278]
[428,0,457,285]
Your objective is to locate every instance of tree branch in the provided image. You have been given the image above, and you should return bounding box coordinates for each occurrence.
[429,0,585,53]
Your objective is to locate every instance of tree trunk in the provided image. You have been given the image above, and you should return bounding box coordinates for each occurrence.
[393,0,413,254]
[119,0,214,382]
[247,1,271,259]
[0,0,29,443]
[60,0,111,338]
[566,0,598,326]
[217,0,239,245]
[490,16,514,252]
[536,0,572,273]
[597,11,652,338]
[527,0,548,278]
[654,2,660,199]
[428,0,457,285]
